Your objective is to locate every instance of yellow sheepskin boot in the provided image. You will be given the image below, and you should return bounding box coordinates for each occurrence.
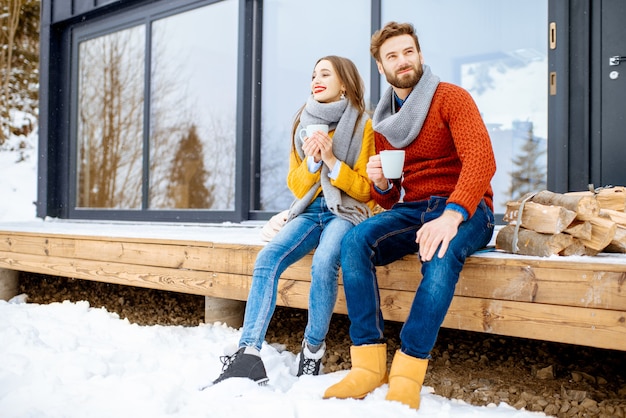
[323,344,388,400]
[385,350,428,409]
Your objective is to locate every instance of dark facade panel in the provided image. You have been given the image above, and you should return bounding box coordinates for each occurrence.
[73,0,98,16]
[51,0,73,22]
[49,0,139,24]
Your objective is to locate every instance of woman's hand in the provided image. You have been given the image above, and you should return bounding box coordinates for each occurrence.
[301,134,322,162]
[310,131,337,169]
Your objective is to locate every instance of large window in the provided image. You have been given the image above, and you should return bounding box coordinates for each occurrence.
[149,2,238,211]
[73,0,238,216]
[77,25,146,209]
[259,0,372,211]
[382,0,548,214]
[63,0,549,222]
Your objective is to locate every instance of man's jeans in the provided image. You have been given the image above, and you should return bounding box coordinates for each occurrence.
[341,196,494,359]
[239,197,353,351]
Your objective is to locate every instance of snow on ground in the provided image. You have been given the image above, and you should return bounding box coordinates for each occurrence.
[0,128,546,417]
[0,296,546,418]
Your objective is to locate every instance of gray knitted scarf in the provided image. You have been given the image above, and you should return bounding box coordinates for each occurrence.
[373,65,440,148]
[287,96,370,225]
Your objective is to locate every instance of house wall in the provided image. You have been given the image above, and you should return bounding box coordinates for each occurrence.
[37,0,601,223]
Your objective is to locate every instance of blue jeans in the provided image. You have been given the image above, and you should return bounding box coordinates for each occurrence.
[340,197,494,359]
[239,197,354,351]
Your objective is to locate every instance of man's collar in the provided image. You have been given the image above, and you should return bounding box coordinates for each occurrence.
[392,90,411,112]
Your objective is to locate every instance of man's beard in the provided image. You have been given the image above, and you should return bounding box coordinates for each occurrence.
[384,63,423,89]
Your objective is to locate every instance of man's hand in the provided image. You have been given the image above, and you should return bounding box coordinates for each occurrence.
[415,210,463,262]
[366,155,389,190]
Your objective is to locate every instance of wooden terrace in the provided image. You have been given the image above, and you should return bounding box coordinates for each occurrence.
[0,220,624,351]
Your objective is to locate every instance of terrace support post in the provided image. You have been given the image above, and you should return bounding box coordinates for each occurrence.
[0,269,19,301]
[204,296,245,329]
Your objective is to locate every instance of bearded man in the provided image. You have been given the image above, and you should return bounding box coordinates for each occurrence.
[323,21,496,410]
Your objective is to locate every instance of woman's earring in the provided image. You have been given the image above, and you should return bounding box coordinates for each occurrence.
[340,91,346,100]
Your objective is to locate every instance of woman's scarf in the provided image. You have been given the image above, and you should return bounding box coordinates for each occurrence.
[372,65,440,148]
[288,96,370,225]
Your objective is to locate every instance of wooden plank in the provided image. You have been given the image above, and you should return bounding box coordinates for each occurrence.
[4,244,626,311]
[377,256,626,311]
[0,228,241,248]
[0,234,257,273]
[3,235,626,311]
[464,251,626,272]
[3,230,626,271]
[0,250,246,297]
[0,233,322,278]
[458,265,626,309]
[337,287,626,350]
[442,297,626,351]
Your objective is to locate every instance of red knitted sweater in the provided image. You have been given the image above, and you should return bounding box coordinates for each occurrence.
[373,82,496,217]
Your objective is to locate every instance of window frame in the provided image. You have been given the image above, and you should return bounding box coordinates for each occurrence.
[38,0,567,225]
[66,0,256,223]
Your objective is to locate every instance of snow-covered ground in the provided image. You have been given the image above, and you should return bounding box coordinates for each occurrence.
[0,128,546,417]
[0,296,546,418]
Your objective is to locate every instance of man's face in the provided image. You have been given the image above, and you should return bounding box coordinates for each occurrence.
[376,34,424,89]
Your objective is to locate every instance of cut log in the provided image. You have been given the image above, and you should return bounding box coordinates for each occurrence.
[604,225,626,253]
[526,190,600,220]
[504,201,576,234]
[559,239,600,257]
[577,216,617,251]
[600,208,626,226]
[566,186,626,211]
[563,220,593,240]
[496,225,574,257]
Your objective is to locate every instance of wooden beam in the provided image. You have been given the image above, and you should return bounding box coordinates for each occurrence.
[2,229,626,352]
[442,297,626,351]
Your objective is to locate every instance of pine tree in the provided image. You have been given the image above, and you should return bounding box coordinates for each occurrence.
[508,121,547,201]
[166,125,214,208]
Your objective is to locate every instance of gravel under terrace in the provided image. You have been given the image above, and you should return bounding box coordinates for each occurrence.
[17,272,626,418]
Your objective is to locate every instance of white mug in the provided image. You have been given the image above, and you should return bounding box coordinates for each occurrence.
[299,124,329,142]
[380,150,405,179]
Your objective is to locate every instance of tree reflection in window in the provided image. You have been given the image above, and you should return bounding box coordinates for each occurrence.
[77,25,145,209]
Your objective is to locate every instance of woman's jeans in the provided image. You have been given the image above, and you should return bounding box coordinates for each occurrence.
[341,197,495,359]
[239,197,353,351]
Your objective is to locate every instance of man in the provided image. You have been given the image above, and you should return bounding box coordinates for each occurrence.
[323,22,496,410]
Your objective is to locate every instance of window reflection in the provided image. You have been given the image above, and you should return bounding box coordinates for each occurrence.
[382,0,548,213]
[259,0,372,211]
[149,0,238,210]
[76,25,145,209]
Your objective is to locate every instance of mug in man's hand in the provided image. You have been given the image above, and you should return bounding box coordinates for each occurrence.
[380,150,405,179]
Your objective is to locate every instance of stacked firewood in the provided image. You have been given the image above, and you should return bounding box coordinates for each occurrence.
[496,187,626,257]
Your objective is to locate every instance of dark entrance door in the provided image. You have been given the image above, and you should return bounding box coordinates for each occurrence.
[600,0,626,187]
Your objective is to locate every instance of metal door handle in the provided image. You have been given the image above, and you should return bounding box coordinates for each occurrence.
[609,56,626,66]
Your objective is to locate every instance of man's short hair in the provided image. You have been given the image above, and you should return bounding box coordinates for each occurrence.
[370,21,421,61]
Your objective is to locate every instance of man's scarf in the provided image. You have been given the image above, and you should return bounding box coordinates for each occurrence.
[288,96,370,225]
[373,65,440,148]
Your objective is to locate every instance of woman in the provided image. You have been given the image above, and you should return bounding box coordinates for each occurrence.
[212,56,376,385]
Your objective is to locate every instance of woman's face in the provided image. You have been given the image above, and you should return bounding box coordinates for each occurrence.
[311,59,344,103]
